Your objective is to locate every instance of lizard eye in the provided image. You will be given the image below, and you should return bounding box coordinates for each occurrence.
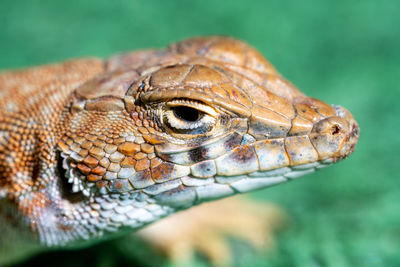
[172,106,200,122]
[164,99,217,135]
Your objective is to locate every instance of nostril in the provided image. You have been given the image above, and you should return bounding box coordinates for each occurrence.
[331,125,341,135]
[312,117,349,135]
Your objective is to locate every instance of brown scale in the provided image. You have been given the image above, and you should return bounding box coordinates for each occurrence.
[0,60,105,231]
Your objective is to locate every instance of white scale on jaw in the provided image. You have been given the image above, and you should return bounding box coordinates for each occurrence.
[62,153,97,197]
[182,159,332,202]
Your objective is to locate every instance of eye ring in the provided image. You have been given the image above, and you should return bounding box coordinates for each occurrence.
[163,99,217,134]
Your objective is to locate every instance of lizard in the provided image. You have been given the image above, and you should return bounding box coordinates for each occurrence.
[0,36,359,265]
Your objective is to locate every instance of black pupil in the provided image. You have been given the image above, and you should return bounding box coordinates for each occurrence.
[173,106,200,122]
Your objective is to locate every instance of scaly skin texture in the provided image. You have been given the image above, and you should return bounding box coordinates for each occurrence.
[0,36,359,263]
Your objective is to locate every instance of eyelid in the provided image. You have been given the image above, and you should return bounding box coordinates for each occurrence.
[166,99,218,117]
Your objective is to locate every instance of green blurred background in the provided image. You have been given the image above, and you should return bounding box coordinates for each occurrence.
[1,0,399,266]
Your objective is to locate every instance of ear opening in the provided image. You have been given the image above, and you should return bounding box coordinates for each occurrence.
[56,152,85,204]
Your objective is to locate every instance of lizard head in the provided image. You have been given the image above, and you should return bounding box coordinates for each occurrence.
[56,36,359,244]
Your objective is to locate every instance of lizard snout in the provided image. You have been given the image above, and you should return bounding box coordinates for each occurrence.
[333,105,360,159]
[310,105,359,161]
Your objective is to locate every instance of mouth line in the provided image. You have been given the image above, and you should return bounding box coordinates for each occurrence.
[60,137,334,198]
[150,158,334,207]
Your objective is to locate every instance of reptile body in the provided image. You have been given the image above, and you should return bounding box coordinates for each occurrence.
[0,36,359,263]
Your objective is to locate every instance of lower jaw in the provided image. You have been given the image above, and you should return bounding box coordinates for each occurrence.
[153,158,333,208]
